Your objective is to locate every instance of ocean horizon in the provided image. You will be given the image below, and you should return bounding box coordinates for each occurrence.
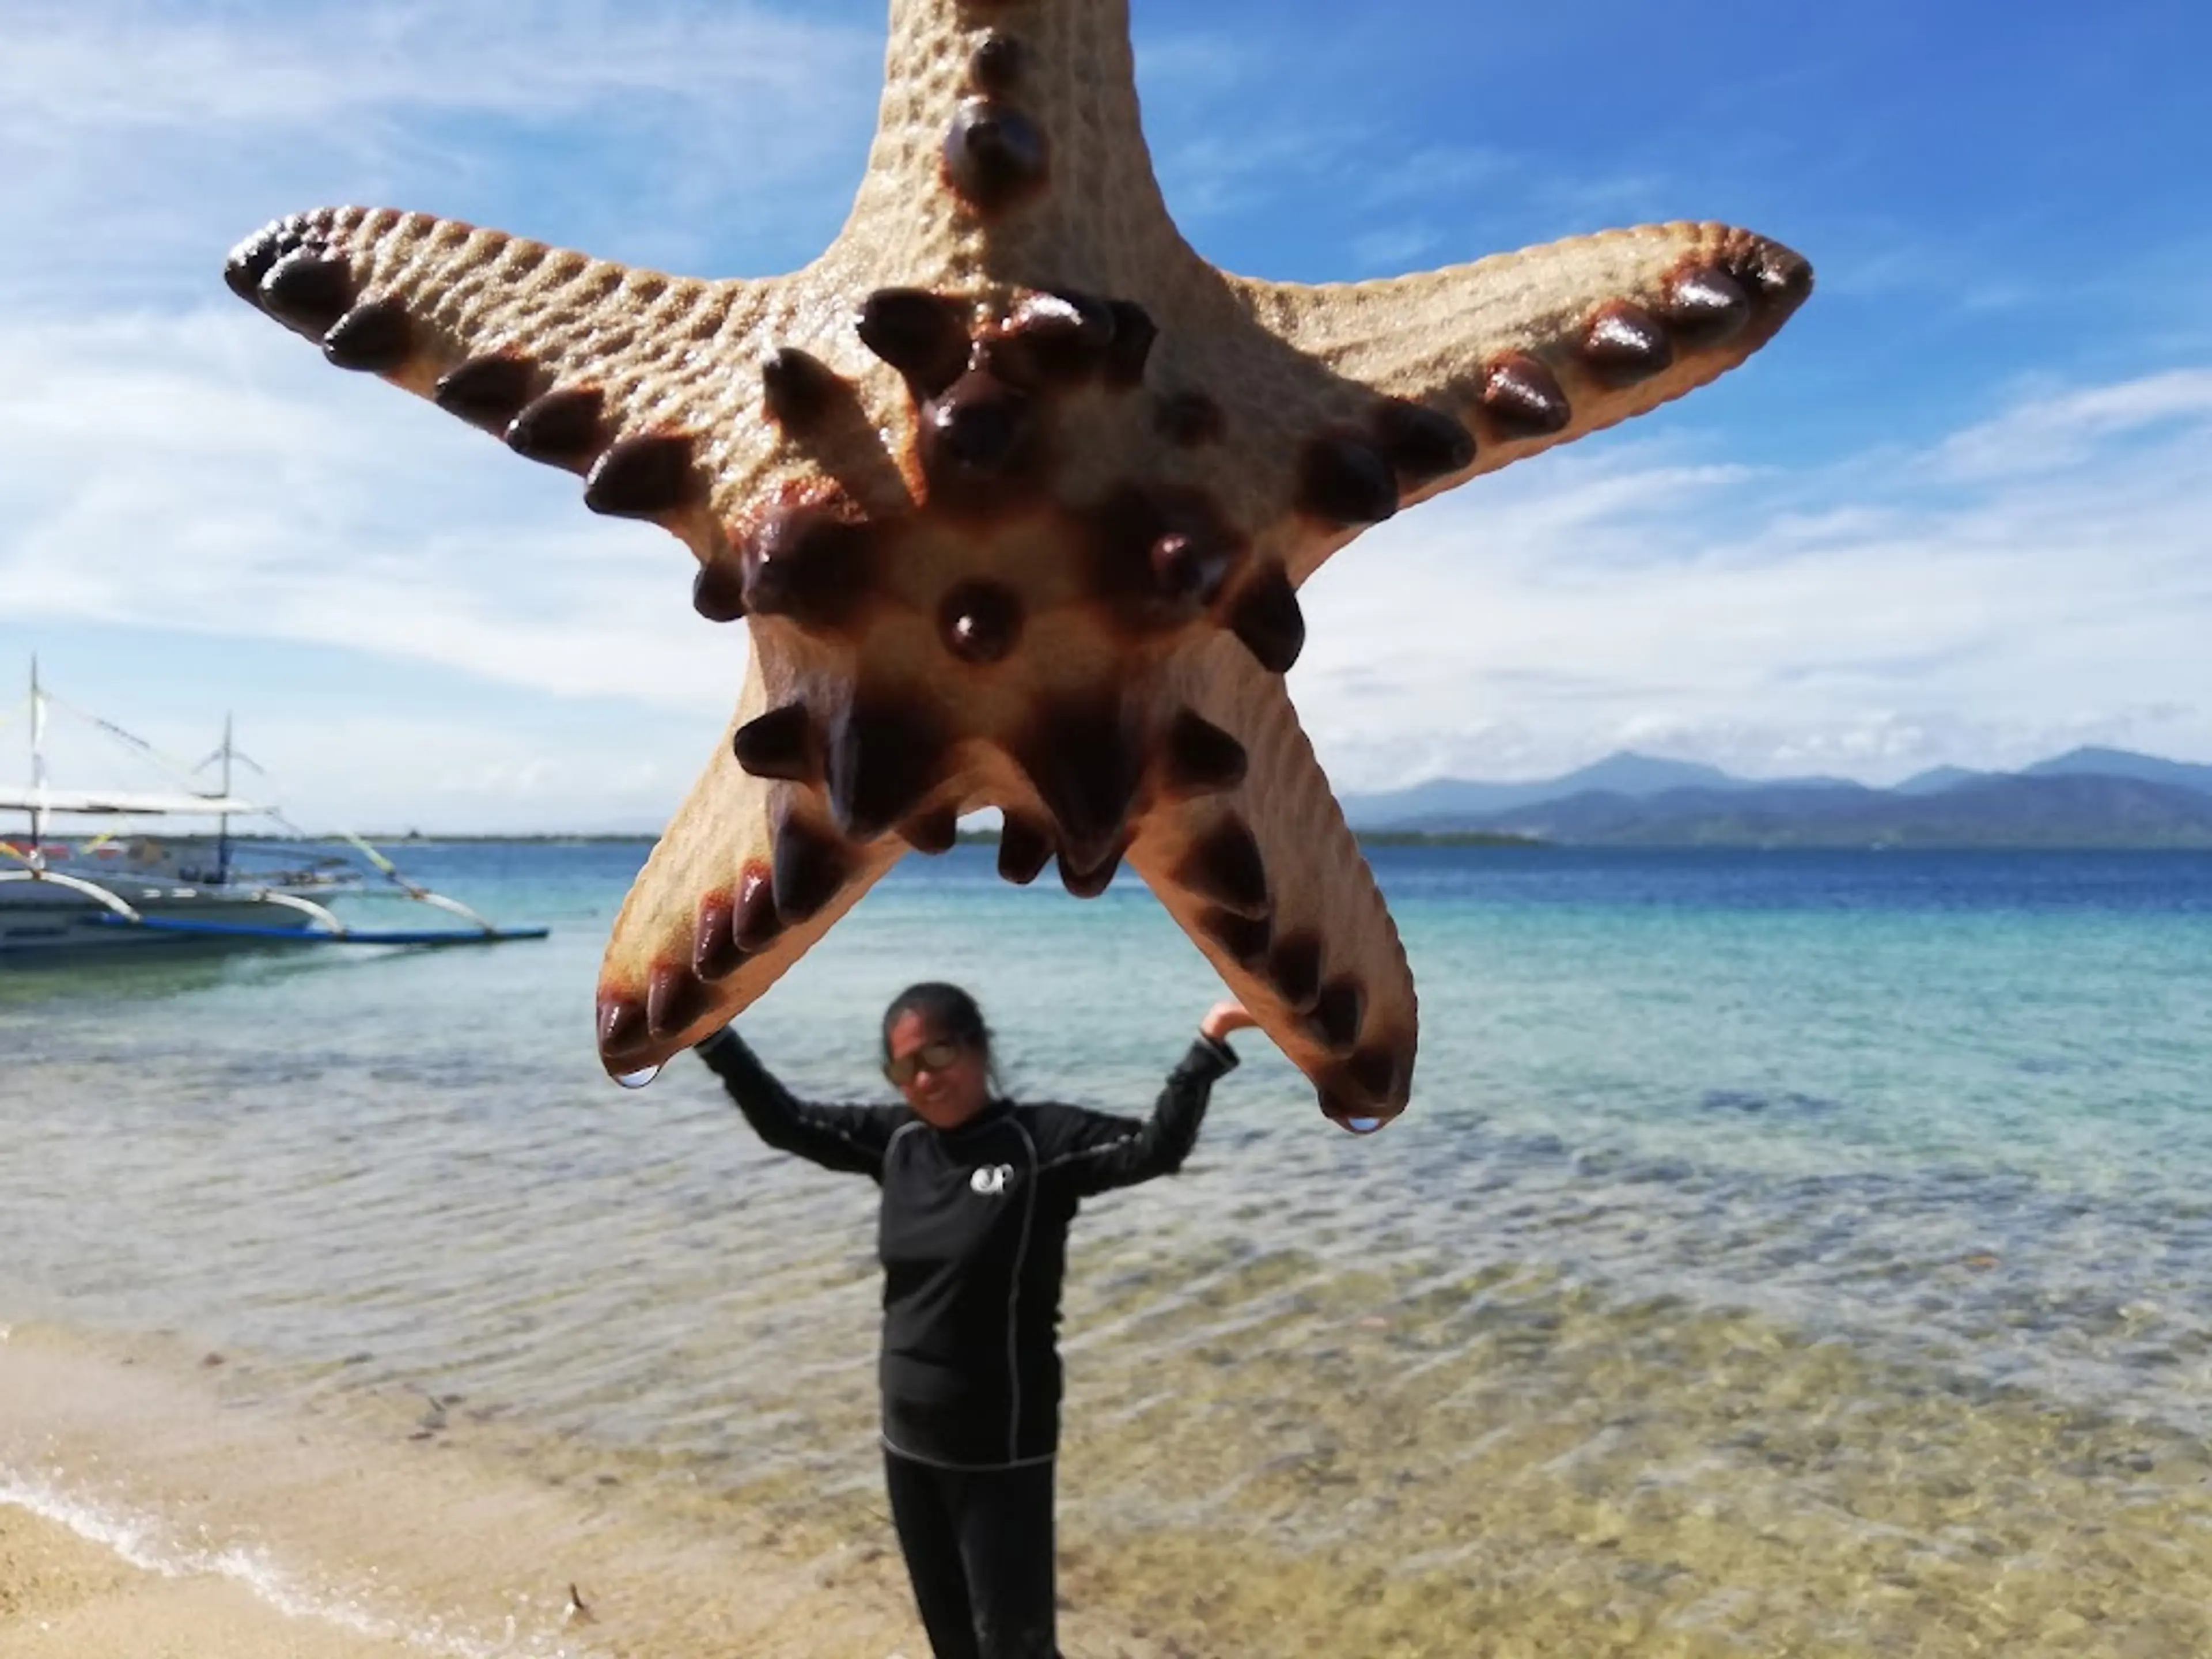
[5,843,2210,1656]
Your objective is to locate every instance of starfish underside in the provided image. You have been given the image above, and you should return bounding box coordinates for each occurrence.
[225,0,1811,1130]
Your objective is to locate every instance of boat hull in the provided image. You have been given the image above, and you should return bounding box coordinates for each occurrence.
[0,883,324,955]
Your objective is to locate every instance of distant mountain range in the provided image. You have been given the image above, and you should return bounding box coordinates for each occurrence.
[1340,747,2212,847]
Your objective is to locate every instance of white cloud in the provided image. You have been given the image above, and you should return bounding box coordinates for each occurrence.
[0,2,874,133]
[1296,374,2212,789]
[1930,369,2212,482]
[0,0,882,309]
[0,308,748,719]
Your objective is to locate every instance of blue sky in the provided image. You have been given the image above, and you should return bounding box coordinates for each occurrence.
[1,0,2206,832]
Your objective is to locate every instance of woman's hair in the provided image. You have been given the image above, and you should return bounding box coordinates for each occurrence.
[880,982,1003,1092]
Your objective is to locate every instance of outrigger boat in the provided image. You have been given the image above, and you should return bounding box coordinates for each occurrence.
[1,663,548,956]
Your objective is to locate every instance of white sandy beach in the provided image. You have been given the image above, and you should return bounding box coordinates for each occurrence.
[0,1324,1195,1659]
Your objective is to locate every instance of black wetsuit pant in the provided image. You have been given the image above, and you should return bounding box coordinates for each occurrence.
[883,1448,1060,1659]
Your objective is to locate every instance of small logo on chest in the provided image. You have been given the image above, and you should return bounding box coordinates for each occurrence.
[969,1163,1014,1196]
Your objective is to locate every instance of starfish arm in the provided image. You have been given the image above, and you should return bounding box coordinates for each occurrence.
[595,656,910,1076]
[1126,641,1415,1131]
[223,206,809,581]
[1233,222,1812,582]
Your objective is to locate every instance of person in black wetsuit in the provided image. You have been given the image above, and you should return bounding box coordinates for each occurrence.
[694,980,1255,1659]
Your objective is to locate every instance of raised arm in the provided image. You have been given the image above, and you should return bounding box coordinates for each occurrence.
[693,1026,906,1180]
[1027,1004,1251,1197]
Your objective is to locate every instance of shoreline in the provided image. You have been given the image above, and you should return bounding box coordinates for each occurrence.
[0,1494,422,1659]
[0,1322,1178,1659]
[0,1323,910,1659]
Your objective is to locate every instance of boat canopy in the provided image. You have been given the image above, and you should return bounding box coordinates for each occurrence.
[0,785,266,816]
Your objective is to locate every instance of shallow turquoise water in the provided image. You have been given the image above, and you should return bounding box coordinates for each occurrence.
[6,845,2211,1421]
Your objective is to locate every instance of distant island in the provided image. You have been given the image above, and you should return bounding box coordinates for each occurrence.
[1337,746,2212,849]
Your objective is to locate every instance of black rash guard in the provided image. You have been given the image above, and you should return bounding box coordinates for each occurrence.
[697,1027,1236,1469]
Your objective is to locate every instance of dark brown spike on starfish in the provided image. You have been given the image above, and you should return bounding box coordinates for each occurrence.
[1660,264,1751,344]
[939,580,1022,664]
[691,553,748,623]
[1198,906,1272,972]
[856,288,971,397]
[902,809,961,855]
[584,433,700,518]
[597,988,648,1060]
[1581,300,1673,385]
[1308,978,1366,1056]
[1298,435,1402,527]
[1479,353,1573,437]
[505,387,605,467]
[732,703,819,784]
[1161,710,1248,797]
[646,961,710,1038]
[922,369,1033,478]
[1018,700,1139,874]
[739,506,876,631]
[434,355,537,430]
[770,815,849,925]
[826,700,946,840]
[944,98,1050,214]
[692,892,745,981]
[1343,1043,1404,1105]
[731,864,783,954]
[1740,240,1815,304]
[1150,530,1238,608]
[996,816,1054,886]
[982,291,1117,387]
[1267,931,1323,1014]
[1085,484,1243,620]
[970,32,1025,94]
[1225,564,1306,674]
[1176,818,1270,919]
[1058,839,1127,899]
[322,299,412,373]
[224,224,297,304]
[260,251,354,334]
[762,347,842,429]
[1373,399,1475,483]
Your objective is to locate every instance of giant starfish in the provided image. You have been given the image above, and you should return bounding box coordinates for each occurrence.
[224,0,1810,1130]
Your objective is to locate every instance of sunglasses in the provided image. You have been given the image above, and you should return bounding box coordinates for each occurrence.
[884,1039,966,1087]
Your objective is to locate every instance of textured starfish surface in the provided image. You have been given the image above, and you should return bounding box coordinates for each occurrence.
[224,0,1810,1131]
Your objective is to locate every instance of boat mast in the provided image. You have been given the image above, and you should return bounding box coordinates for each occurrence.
[26,657,46,872]
[215,711,234,885]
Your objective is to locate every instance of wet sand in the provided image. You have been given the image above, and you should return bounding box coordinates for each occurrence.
[13,1282,2212,1659]
[0,1501,421,1659]
[0,1324,1179,1659]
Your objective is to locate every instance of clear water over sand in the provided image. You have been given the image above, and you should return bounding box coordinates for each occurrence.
[4,845,2210,1655]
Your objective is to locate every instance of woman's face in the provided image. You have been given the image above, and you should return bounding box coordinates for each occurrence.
[884,1009,990,1128]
